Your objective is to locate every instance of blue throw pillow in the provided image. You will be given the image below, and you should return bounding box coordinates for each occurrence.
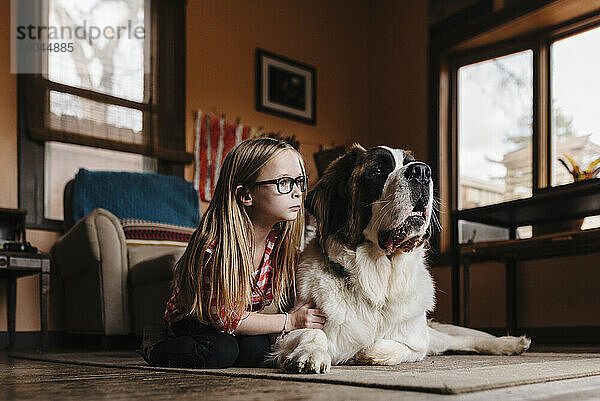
[72,169,200,228]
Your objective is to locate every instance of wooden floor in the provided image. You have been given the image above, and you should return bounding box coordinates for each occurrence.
[3,349,600,400]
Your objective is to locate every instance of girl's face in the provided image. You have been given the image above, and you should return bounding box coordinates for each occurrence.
[246,149,304,227]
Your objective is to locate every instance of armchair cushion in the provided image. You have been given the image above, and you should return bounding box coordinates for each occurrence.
[129,249,185,334]
[129,252,182,286]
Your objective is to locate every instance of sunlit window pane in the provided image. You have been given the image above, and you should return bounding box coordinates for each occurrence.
[49,90,144,142]
[44,141,156,220]
[581,215,600,230]
[551,26,600,186]
[48,0,146,102]
[458,50,533,210]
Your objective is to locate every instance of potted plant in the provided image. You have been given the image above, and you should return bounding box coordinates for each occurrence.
[558,154,600,181]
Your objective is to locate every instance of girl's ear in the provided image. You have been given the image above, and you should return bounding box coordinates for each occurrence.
[236,185,253,206]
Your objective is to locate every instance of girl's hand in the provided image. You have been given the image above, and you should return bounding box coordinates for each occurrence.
[289,303,327,330]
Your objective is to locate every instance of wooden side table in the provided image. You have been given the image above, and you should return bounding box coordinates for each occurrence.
[0,251,51,351]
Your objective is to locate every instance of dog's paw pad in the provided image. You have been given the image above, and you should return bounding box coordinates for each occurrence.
[282,349,331,374]
[282,356,303,373]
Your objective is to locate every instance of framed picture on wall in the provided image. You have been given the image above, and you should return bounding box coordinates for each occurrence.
[255,49,316,125]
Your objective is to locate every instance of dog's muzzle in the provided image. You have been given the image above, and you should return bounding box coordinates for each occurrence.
[377,163,431,255]
[377,219,426,255]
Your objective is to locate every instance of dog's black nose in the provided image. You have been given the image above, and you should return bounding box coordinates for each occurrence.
[405,163,431,184]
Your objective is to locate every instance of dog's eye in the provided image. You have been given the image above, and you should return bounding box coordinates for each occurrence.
[370,168,381,177]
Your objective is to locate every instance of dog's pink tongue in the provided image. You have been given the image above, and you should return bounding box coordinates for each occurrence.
[378,230,394,253]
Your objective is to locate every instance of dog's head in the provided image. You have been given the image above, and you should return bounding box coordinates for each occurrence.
[306,144,433,255]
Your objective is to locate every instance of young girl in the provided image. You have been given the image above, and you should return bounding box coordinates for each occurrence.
[145,137,326,368]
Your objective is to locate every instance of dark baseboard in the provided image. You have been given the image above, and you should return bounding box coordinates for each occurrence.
[475,326,600,344]
[2,326,599,351]
[1,331,140,351]
[0,331,61,350]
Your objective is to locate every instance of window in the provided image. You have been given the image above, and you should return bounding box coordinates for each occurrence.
[445,14,600,244]
[47,0,146,103]
[551,26,600,186]
[27,0,153,153]
[458,50,533,210]
[451,23,600,198]
[43,0,155,222]
[19,0,189,230]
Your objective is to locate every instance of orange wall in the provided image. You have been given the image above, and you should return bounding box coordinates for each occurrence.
[368,0,429,160]
[184,0,370,183]
[0,0,18,209]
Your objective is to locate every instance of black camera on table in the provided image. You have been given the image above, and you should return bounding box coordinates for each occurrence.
[3,241,38,253]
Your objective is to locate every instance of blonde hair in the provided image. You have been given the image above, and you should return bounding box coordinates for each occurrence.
[174,137,305,327]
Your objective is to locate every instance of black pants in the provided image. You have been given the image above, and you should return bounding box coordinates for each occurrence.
[148,316,271,368]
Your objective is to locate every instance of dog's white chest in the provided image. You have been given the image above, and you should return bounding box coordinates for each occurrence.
[297,241,434,364]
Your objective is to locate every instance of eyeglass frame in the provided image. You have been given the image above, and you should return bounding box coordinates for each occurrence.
[254,175,308,194]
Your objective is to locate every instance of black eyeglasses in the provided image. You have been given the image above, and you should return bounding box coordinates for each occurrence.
[254,176,308,194]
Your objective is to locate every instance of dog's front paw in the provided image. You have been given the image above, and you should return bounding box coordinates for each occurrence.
[282,347,331,374]
[487,335,531,355]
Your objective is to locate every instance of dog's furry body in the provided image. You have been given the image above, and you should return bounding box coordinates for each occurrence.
[272,145,530,373]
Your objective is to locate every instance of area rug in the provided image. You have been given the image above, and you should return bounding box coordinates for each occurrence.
[9,351,600,395]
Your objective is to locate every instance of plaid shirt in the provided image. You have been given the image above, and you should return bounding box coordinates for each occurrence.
[164,228,278,334]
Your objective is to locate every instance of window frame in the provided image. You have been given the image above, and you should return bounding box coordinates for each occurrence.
[18,0,189,231]
[449,16,600,213]
[449,40,538,212]
[428,6,600,258]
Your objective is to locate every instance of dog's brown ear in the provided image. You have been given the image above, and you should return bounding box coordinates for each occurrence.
[306,144,365,248]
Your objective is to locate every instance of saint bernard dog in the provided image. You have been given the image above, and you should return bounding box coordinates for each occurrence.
[272,144,531,373]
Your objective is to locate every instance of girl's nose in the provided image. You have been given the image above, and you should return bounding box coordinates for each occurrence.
[291,184,302,198]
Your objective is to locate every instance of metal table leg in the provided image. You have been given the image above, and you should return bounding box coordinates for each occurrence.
[40,272,50,352]
[463,263,470,327]
[7,272,16,349]
[40,259,51,352]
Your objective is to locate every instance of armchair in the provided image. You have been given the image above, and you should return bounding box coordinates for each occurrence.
[52,169,199,335]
